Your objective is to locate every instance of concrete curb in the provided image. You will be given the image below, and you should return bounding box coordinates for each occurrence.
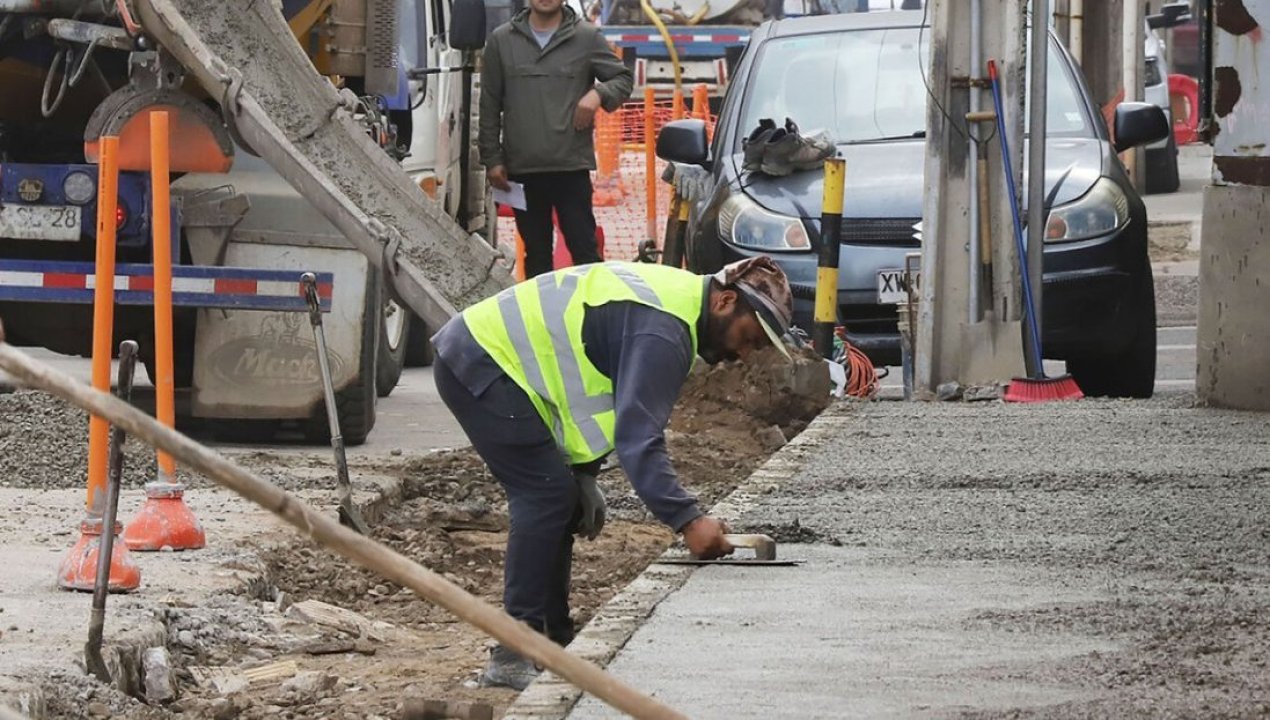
[501,405,847,720]
[0,473,407,719]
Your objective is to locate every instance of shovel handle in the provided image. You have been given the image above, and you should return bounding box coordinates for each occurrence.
[300,272,322,326]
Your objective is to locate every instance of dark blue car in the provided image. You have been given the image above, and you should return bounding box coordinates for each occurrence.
[657,11,1169,398]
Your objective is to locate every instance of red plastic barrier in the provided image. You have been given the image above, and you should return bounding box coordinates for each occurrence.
[1169,74,1200,145]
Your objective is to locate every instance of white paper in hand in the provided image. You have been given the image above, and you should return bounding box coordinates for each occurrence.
[493,181,527,211]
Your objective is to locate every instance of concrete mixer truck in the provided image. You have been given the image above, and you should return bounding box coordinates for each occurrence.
[0,0,512,444]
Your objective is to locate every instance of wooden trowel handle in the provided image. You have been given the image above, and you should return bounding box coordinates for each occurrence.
[723,534,777,561]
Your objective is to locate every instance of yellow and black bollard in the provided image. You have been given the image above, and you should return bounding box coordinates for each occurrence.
[813,158,846,358]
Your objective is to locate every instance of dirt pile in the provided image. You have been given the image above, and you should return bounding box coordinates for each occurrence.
[672,345,831,449]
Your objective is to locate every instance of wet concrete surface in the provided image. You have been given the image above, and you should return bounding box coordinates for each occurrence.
[571,342,1270,718]
[572,546,1118,719]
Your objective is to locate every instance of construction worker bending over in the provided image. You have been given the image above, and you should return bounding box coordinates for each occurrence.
[479,0,632,278]
[431,257,795,689]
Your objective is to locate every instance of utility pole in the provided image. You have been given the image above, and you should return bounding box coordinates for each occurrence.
[1198,0,1270,410]
[917,0,1028,394]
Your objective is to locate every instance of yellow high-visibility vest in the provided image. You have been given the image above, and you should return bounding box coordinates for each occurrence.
[464,262,704,464]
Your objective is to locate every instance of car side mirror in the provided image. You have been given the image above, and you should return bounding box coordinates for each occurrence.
[656,119,710,167]
[1113,102,1171,152]
[1148,2,1192,29]
[451,0,487,51]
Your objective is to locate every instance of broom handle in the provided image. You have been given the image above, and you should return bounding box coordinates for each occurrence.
[0,341,688,720]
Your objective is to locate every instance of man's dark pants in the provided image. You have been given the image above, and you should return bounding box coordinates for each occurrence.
[511,169,601,278]
[434,356,581,646]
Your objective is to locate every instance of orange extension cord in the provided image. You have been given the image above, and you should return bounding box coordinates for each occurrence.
[835,327,880,400]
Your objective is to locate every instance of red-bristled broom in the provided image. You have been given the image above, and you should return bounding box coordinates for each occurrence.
[986,59,1083,403]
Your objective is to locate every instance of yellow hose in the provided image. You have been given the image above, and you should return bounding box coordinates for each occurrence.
[640,0,682,91]
[687,3,710,25]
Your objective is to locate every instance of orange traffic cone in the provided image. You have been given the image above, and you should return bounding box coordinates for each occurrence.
[58,518,141,592]
[123,482,206,551]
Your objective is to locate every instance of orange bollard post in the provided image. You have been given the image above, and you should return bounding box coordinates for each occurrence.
[691,84,709,120]
[644,87,657,243]
[672,88,686,121]
[691,84,713,143]
[58,135,142,592]
[123,111,206,552]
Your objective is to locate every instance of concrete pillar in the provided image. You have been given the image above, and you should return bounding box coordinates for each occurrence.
[916,0,1028,393]
[1074,0,1124,109]
[1197,0,1270,411]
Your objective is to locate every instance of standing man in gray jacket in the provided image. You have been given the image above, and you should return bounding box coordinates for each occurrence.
[479,0,633,278]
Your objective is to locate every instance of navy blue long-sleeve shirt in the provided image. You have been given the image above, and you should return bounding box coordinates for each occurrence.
[432,288,707,531]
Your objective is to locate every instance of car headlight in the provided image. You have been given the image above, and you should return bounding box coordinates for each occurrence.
[62,171,96,205]
[717,194,811,252]
[1045,177,1130,242]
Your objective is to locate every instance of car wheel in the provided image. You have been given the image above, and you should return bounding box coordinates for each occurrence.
[375,293,409,397]
[404,314,435,367]
[1145,133,1181,194]
[1066,266,1157,399]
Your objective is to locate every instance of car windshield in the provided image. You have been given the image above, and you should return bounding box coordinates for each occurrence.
[737,27,1091,148]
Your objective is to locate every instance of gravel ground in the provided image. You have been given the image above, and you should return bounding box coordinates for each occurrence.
[737,394,1270,717]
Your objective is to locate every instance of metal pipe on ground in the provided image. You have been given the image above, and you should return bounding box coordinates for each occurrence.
[813,158,845,358]
[0,332,689,720]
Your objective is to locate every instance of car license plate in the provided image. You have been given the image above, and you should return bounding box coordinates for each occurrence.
[876,268,920,304]
[0,205,81,242]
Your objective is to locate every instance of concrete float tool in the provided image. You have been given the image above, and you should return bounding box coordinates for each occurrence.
[302,273,372,535]
[656,533,803,566]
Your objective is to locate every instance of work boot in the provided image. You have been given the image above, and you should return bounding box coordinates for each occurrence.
[760,118,834,176]
[478,645,541,690]
[742,118,778,172]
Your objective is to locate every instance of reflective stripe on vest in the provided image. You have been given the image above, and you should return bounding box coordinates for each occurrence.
[463,262,704,464]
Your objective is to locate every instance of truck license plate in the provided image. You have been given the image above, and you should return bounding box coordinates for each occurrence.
[0,205,82,242]
[876,268,919,304]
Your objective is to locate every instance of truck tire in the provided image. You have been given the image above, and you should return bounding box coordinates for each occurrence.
[304,267,379,445]
[376,293,409,397]
[404,314,435,367]
[1066,267,1157,399]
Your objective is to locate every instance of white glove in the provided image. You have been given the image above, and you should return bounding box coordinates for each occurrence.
[672,164,712,202]
[826,359,847,398]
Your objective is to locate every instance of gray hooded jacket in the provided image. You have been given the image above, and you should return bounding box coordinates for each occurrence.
[478,7,633,175]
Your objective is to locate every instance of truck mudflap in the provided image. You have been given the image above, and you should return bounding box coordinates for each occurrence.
[131,0,514,332]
